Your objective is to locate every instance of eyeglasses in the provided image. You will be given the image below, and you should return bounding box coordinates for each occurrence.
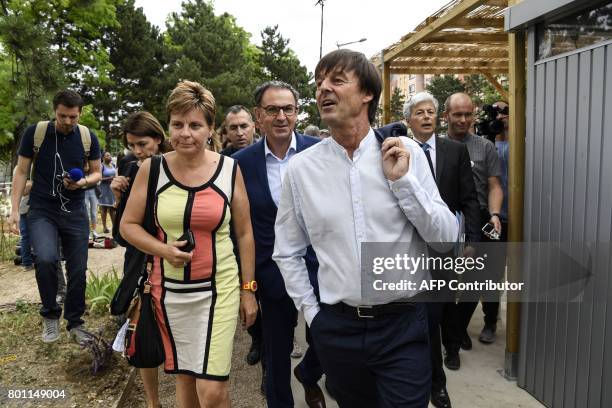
[261,105,297,117]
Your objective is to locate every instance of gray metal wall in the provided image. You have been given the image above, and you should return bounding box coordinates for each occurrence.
[518,27,612,408]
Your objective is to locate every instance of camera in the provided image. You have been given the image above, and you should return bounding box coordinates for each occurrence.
[475,104,509,142]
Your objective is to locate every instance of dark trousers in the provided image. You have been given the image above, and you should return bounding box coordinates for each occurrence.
[457,215,508,331]
[19,214,33,266]
[260,295,323,408]
[28,206,89,330]
[312,303,431,408]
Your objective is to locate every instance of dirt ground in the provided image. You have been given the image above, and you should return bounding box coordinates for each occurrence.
[0,245,266,407]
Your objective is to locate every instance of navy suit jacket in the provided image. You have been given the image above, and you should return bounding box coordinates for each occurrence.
[233,133,320,300]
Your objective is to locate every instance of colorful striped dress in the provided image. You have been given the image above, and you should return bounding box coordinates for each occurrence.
[150,154,239,380]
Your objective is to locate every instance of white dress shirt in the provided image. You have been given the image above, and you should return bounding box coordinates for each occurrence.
[265,133,297,206]
[273,128,458,325]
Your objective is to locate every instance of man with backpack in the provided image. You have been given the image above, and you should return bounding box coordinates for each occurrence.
[8,90,102,344]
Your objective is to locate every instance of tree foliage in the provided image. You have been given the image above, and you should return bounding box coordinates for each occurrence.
[257,25,316,128]
[389,87,405,123]
[0,0,318,159]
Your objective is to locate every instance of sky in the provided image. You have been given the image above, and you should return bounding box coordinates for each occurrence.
[134,0,450,74]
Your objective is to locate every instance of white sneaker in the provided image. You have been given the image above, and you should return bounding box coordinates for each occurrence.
[42,318,60,343]
[290,336,303,359]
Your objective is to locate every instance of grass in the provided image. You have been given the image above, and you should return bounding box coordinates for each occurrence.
[85,267,121,315]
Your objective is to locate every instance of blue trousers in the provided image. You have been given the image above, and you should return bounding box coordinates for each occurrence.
[260,294,324,408]
[28,206,89,330]
[19,214,33,266]
[311,303,431,408]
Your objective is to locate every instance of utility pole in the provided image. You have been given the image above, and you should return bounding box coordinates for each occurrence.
[315,0,325,59]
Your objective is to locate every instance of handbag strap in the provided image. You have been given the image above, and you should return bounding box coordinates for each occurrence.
[143,155,162,276]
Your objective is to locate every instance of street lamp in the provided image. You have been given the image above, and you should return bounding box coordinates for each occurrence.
[315,0,325,59]
[336,38,367,49]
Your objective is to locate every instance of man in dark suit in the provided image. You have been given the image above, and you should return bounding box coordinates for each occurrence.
[404,91,481,408]
[233,81,325,408]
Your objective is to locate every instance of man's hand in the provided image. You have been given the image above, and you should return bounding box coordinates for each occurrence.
[7,212,20,235]
[381,137,410,182]
[239,291,258,329]
[63,176,86,190]
[490,215,502,235]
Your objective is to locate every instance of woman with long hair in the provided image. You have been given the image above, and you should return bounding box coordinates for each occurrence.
[111,111,170,408]
[120,81,258,407]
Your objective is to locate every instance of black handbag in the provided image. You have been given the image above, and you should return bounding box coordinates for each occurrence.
[123,260,165,368]
[110,156,161,316]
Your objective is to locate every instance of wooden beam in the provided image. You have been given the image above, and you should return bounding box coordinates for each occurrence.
[482,71,509,99]
[392,58,508,68]
[391,68,508,75]
[505,0,525,378]
[420,32,508,44]
[446,17,505,29]
[486,0,508,7]
[382,60,391,124]
[395,48,508,59]
[384,0,487,62]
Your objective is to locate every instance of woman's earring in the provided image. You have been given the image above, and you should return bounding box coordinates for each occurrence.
[207,137,212,145]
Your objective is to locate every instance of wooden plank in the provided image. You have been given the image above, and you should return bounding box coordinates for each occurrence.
[384,0,488,61]
[382,60,391,124]
[395,48,508,59]
[391,60,508,69]
[391,67,508,74]
[392,57,508,66]
[420,32,508,44]
[506,24,525,381]
[482,71,509,99]
[447,17,505,29]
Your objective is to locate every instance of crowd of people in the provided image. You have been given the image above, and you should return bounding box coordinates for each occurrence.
[8,49,510,408]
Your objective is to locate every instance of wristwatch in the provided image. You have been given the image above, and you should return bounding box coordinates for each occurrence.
[242,280,258,292]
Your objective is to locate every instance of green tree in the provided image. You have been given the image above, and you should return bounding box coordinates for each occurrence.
[257,25,316,127]
[0,1,66,161]
[0,0,119,161]
[463,74,505,108]
[93,0,166,148]
[389,87,405,123]
[160,0,263,124]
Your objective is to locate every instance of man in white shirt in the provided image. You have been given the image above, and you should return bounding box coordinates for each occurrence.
[273,49,458,407]
[233,81,325,408]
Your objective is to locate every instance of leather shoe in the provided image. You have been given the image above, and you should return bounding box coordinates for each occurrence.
[460,332,472,350]
[444,352,460,370]
[246,341,261,365]
[431,387,452,408]
[294,366,326,408]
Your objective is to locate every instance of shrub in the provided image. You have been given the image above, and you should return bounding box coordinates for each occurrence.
[85,267,121,314]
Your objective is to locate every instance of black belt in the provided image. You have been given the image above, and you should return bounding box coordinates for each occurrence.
[321,301,415,319]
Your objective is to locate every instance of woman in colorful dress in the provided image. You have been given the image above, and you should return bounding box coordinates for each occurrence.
[120,81,258,407]
[98,151,117,232]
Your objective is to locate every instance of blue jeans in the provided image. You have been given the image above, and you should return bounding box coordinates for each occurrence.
[28,206,89,330]
[19,214,33,266]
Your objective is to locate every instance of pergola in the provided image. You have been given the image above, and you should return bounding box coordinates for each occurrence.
[374,0,526,377]
[374,0,511,123]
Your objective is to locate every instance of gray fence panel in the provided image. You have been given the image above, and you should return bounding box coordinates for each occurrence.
[520,40,612,408]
